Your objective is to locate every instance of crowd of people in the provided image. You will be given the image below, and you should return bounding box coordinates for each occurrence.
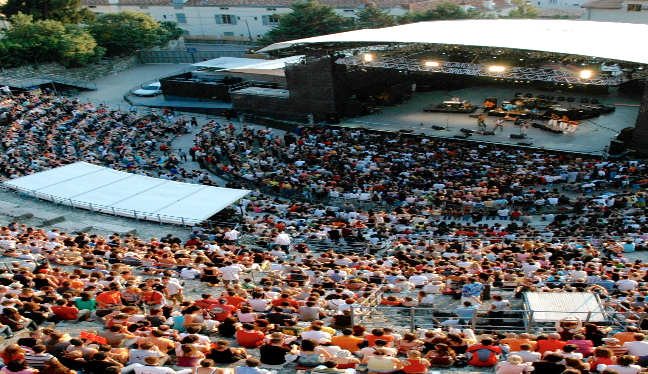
[3,92,648,374]
[0,92,216,185]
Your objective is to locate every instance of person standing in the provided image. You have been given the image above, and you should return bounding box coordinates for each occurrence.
[493,118,504,133]
[477,115,487,133]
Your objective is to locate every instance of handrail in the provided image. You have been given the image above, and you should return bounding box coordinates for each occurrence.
[348,305,634,333]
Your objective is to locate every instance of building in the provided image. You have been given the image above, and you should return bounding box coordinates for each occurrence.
[81,0,515,40]
[581,0,648,23]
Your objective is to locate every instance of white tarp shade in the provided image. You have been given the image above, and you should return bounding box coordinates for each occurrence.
[524,292,606,322]
[258,20,648,64]
[3,162,250,226]
[192,55,304,70]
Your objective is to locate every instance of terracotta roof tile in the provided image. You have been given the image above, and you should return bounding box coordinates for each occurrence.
[580,0,622,8]
[539,7,584,17]
[83,0,110,5]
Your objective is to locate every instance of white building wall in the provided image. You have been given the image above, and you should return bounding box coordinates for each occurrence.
[535,0,586,8]
[86,4,416,38]
[581,2,648,22]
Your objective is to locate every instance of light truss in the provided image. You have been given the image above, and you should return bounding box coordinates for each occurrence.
[336,57,629,86]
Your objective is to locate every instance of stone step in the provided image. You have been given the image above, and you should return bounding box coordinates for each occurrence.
[82,220,137,235]
[0,201,19,209]
[51,221,93,234]
[30,211,66,225]
[0,208,34,220]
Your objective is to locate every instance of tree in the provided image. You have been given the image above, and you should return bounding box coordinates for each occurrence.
[159,21,185,42]
[506,0,540,18]
[396,2,483,24]
[259,0,353,46]
[0,0,95,24]
[88,11,171,56]
[3,13,104,66]
[354,4,395,29]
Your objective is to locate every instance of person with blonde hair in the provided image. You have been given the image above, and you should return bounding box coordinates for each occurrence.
[399,350,431,374]
[495,355,533,374]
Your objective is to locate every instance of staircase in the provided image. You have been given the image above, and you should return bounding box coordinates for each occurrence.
[0,72,97,91]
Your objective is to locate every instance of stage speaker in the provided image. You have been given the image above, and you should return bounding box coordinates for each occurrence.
[460,128,475,135]
[326,113,340,124]
[483,130,495,136]
[518,142,533,146]
[432,125,445,130]
[510,134,526,139]
[609,139,626,155]
[454,134,470,139]
[531,122,542,128]
[617,127,634,143]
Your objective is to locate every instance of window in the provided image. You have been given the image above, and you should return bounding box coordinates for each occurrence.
[220,7,229,9]
[88,5,96,7]
[215,14,236,24]
[139,5,149,8]
[163,15,167,18]
[174,6,183,9]
[224,32,234,36]
[262,14,280,25]
[343,9,355,12]
[549,0,557,3]
[627,3,642,10]
[176,13,187,23]
[266,7,276,10]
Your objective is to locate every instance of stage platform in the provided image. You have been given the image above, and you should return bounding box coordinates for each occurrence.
[338,85,640,155]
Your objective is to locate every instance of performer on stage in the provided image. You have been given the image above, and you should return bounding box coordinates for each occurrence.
[493,118,505,132]
[477,114,487,133]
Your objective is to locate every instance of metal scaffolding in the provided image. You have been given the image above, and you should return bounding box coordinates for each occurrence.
[335,56,629,86]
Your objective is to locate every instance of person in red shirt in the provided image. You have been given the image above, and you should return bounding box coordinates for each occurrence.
[365,329,395,347]
[222,291,247,310]
[536,333,567,354]
[271,293,299,309]
[210,299,238,322]
[236,323,265,348]
[466,338,502,367]
[193,294,220,310]
[50,299,79,320]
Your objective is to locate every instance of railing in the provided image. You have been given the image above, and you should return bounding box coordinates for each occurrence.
[348,306,643,334]
[125,66,197,96]
[0,71,97,91]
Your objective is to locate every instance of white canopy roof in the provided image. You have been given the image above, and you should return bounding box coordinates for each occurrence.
[192,55,304,70]
[3,162,250,226]
[258,20,648,64]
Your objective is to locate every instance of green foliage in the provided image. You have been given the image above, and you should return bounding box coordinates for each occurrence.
[2,13,104,67]
[354,4,395,29]
[259,0,353,46]
[89,11,171,56]
[397,2,483,24]
[506,0,540,18]
[159,21,185,43]
[0,0,95,24]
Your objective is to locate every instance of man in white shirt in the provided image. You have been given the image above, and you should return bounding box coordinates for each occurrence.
[300,325,331,343]
[220,261,243,285]
[623,333,648,356]
[509,344,541,362]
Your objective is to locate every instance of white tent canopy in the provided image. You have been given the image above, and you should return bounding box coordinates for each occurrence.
[258,20,648,64]
[192,55,304,70]
[3,162,250,226]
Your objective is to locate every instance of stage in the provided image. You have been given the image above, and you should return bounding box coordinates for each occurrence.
[337,85,640,155]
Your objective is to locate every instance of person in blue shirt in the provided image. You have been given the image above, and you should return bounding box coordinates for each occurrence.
[461,278,484,306]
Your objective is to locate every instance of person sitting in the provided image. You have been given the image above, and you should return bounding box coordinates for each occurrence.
[236,323,265,349]
[466,338,501,367]
[207,340,247,364]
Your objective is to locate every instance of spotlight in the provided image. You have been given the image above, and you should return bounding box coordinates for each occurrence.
[363,54,373,62]
[425,61,439,67]
[580,70,592,78]
[489,66,505,72]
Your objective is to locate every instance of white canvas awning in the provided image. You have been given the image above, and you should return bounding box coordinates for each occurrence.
[192,55,304,70]
[258,20,648,64]
[3,162,250,226]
